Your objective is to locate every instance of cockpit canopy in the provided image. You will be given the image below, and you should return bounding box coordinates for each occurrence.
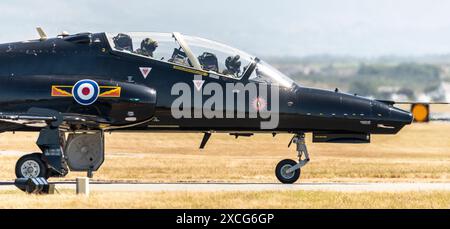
[106,32,294,87]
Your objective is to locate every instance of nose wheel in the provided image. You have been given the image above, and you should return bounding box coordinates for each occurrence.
[275,159,301,184]
[275,133,310,184]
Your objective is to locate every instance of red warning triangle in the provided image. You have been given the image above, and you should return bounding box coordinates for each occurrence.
[193,80,205,91]
[139,67,152,79]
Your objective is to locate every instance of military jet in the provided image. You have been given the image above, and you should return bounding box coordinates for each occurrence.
[0,29,412,184]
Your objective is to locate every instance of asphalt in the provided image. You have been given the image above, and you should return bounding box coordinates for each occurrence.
[2,181,450,192]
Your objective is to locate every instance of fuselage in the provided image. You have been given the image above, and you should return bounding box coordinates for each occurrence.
[0,32,413,135]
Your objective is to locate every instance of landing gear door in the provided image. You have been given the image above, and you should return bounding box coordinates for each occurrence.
[65,132,104,172]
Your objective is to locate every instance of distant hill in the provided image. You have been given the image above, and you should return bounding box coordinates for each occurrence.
[266,55,450,102]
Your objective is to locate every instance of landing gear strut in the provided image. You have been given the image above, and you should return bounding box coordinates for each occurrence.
[13,108,105,179]
[275,133,310,184]
[14,108,68,179]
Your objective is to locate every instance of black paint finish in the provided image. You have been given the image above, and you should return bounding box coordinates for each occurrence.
[0,32,413,136]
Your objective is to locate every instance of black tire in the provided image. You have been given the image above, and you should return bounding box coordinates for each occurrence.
[15,153,48,179]
[275,159,300,184]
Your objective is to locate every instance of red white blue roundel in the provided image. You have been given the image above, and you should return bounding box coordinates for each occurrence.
[72,79,100,105]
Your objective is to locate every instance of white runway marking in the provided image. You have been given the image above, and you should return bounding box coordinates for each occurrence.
[2,181,450,192]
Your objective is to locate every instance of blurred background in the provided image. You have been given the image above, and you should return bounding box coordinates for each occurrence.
[2,0,450,101]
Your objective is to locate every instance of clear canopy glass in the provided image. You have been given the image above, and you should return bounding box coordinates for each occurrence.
[106,32,294,87]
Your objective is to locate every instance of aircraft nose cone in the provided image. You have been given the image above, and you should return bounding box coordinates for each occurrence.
[390,107,413,124]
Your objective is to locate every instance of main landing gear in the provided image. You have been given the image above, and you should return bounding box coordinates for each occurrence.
[14,109,67,179]
[275,133,310,184]
[15,153,49,179]
[14,108,104,179]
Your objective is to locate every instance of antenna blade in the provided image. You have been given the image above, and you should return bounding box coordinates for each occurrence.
[36,27,47,40]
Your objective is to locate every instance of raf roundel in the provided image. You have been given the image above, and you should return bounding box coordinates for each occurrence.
[72,79,100,105]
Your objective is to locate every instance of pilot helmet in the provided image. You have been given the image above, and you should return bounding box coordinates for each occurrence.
[141,38,159,53]
[113,33,133,52]
[225,55,241,74]
[198,52,219,72]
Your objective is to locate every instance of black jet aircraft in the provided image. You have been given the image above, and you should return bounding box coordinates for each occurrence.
[0,29,413,183]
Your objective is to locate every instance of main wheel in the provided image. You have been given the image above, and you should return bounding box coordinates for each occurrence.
[15,153,48,179]
[275,159,300,184]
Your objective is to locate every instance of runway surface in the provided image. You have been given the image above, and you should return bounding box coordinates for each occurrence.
[2,181,450,192]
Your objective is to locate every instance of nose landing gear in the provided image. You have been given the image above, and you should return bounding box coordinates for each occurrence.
[275,133,310,184]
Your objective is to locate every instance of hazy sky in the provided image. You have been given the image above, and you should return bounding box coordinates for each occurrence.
[1,0,450,57]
